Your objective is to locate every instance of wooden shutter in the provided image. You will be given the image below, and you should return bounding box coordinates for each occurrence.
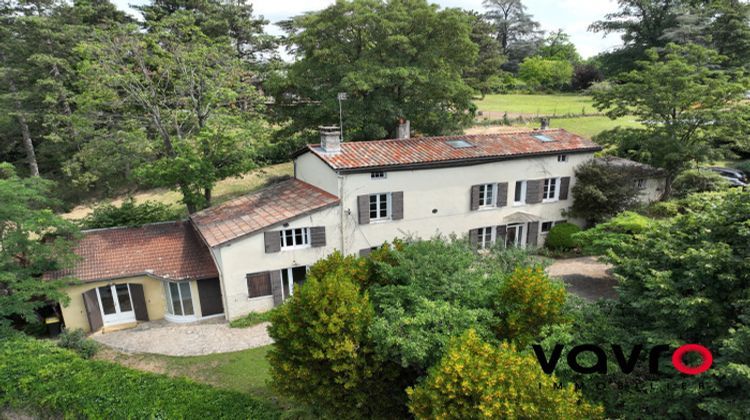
[264,231,281,253]
[468,228,479,248]
[526,180,543,204]
[310,226,326,247]
[247,272,272,298]
[496,225,507,246]
[527,221,540,247]
[559,177,571,200]
[470,185,480,210]
[197,278,224,316]
[391,191,404,220]
[496,182,508,207]
[357,195,370,224]
[82,288,103,332]
[270,270,284,306]
[129,283,149,321]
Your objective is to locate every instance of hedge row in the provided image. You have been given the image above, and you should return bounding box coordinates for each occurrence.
[0,337,279,419]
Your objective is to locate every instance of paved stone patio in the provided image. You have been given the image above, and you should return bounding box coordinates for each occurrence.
[546,256,618,300]
[92,317,272,356]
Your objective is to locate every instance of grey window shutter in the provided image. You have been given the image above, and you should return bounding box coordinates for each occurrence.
[469,228,479,248]
[359,248,373,257]
[496,225,507,245]
[391,191,404,220]
[264,231,281,253]
[496,182,508,207]
[270,271,283,306]
[357,195,370,224]
[129,283,149,321]
[527,221,540,247]
[470,185,480,210]
[310,226,326,247]
[559,177,571,200]
[82,288,103,332]
[526,180,543,204]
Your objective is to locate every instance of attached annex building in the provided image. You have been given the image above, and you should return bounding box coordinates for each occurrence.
[48,128,660,332]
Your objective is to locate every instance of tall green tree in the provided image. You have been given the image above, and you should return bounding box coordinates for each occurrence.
[77,13,267,212]
[592,43,748,196]
[518,56,573,91]
[463,10,507,98]
[538,29,581,63]
[270,0,478,141]
[0,162,79,326]
[482,0,542,72]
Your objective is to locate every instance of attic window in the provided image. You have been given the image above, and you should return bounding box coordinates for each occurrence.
[446,139,474,149]
[532,134,555,143]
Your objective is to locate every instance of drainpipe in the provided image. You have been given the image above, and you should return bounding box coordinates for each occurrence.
[338,172,346,255]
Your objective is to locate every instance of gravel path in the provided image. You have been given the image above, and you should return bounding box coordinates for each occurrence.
[91,318,273,356]
[546,256,618,300]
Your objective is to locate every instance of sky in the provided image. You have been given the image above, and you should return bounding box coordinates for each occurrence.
[111,0,623,58]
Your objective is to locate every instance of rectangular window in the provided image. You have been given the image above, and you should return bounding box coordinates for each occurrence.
[369,193,391,221]
[478,184,496,208]
[514,181,527,205]
[477,226,495,250]
[279,228,311,249]
[247,273,272,298]
[541,221,554,233]
[370,171,386,179]
[543,178,559,201]
[557,154,568,162]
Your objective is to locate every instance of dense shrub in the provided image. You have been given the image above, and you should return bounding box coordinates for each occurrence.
[407,330,602,419]
[0,337,278,419]
[493,267,567,345]
[640,200,680,218]
[545,222,581,250]
[672,169,729,198]
[732,160,750,176]
[574,211,652,256]
[58,328,98,359]
[568,158,643,225]
[81,198,184,229]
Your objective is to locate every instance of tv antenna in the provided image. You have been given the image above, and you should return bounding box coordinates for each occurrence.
[337,92,347,141]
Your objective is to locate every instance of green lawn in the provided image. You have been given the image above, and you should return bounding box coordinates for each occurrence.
[475,94,598,116]
[98,345,276,402]
[513,115,643,138]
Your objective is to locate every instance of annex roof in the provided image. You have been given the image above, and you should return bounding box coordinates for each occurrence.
[45,221,218,283]
[190,178,340,247]
[294,128,601,172]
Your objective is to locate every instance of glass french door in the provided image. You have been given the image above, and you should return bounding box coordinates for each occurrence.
[165,282,195,317]
[282,266,308,299]
[97,284,135,325]
[506,224,525,248]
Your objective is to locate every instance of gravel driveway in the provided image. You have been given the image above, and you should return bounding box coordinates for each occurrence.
[91,318,272,356]
[546,256,618,300]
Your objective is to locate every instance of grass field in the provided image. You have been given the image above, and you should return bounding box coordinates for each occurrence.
[475,94,598,116]
[513,115,643,138]
[97,345,277,402]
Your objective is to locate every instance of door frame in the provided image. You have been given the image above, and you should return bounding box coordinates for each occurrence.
[164,281,198,323]
[506,223,526,248]
[281,266,308,300]
[96,283,136,326]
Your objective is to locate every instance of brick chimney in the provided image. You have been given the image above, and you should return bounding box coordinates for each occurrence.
[540,117,550,130]
[397,118,410,139]
[319,126,341,153]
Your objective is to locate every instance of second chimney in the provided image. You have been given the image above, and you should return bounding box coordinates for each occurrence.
[540,117,550,130]
[397,118,410,139]
[319,126,341,153]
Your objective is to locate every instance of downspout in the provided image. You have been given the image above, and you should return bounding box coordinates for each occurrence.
[338,172,346,255]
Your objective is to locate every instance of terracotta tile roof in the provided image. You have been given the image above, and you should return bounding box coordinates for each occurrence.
[190,178,340,247]
[297,129,601,171]
[46,221,218,283]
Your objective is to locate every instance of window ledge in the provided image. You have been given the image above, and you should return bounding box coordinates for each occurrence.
[248,295,273,302]
[542,199,559,204]
[280,245,312,251]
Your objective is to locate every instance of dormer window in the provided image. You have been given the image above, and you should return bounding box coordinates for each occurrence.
[371,171,386,179]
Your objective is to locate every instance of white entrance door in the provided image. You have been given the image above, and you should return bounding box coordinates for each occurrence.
[97,284,135,325]
[506,224,525,248]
